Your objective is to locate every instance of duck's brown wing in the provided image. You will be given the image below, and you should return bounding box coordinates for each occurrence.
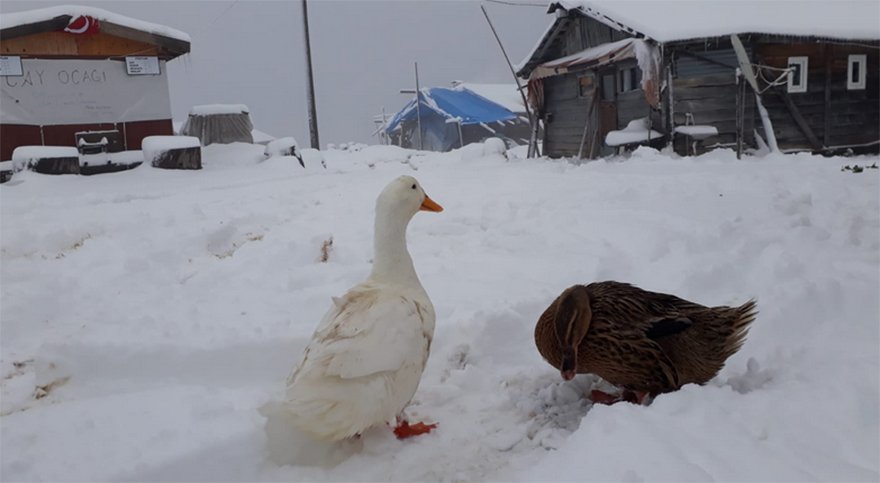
[644,316,693,339]
[587,282,706,318]
[580,325,681,393]
[581,282,706,392]
[652,300,758,385]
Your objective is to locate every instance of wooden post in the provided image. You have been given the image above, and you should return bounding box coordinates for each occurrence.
[667,59,675,153]
[576,88,598,159]
[823,45,832,148]
[736,69,744,159]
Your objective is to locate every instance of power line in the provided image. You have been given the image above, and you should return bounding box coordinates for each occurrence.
[483,0,547,7]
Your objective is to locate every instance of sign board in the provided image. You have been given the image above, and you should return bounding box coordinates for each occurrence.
[0,56,23,77]
[1,58,171,124]
[125,56,160,75]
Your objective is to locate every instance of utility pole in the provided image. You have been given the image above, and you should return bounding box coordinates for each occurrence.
[301,0,320,149]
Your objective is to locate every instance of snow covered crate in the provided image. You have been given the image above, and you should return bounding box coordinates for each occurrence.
[11,146,80,175]
[142,136,202,170]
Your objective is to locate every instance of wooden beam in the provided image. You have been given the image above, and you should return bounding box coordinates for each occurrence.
[775,88,823,150]
[2,31,162,58]
[823,45,832,148]
[677,49,738,70]
[520,18,568,76]
[0,16,69,40]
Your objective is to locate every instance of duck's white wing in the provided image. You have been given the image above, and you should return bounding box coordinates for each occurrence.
[295,287,432,381]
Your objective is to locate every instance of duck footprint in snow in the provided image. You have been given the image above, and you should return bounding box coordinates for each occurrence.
[504,373,614,450]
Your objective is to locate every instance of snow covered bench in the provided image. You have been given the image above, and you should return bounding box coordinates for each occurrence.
[11,146,81,175]
[142,136,202,170]
[0,160,13,183]
[605,118,664,150]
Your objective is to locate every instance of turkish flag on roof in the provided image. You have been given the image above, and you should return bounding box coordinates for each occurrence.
[64,15,101,35]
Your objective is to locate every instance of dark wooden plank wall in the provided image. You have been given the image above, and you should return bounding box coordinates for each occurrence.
[542,15,631,61]
[0,124,41,161]
[756,42,879,150]
[542,73,594,157]
[0,119,173,160]
[577,16,629,51]
[671,48,756,153]
[614,60,662,130]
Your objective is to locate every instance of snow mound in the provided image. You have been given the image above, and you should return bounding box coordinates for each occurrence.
[1,144,877,482]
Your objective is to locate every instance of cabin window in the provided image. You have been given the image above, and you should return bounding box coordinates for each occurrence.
[618,67,640,93]
[847,54,867,90]
[787,56,808,93]
[601,73,616,100]
[578,75,594,98]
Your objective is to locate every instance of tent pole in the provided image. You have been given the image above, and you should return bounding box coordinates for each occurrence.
[414,62,424,151]
[458,119,464,148]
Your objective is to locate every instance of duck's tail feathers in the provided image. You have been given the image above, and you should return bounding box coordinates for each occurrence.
[258,401,362,468]
[727,299,758,356]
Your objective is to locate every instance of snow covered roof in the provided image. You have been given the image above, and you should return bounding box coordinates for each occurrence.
[530,37,636,79]
[188,104,250,116]
[551,0,880,43]
[452,83,526,114]
[1,5,191,57]
[519,0,880,75]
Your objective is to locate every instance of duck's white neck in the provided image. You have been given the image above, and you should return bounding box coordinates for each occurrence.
[369,210,421,287]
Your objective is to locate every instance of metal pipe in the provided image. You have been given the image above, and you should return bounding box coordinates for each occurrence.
[480,5,538,157]
[301,0,320,149]
[414,62,423,151]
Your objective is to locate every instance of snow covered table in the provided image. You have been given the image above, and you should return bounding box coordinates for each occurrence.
[674,125,719,140]
[675,125,720,155]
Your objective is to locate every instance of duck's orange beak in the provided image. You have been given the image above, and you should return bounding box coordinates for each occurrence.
[420,194,443,212]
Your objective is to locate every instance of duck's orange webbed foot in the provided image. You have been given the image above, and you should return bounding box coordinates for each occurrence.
[590,389,651,405]
[393,419,437,439]
[589,389,623,405]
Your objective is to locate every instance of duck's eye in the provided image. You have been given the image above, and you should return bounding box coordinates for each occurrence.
[411,184,417,190]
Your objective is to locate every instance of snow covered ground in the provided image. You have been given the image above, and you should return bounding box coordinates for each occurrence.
[1,142,878,481]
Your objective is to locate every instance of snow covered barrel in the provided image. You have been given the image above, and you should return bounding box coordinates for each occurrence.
[142,136,202,170]
[11,146,80,175]
[180,104,254,146]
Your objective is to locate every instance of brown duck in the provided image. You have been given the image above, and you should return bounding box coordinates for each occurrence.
[535,281,757,404]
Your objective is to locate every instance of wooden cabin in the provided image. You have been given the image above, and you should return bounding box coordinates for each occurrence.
[517,1,880,158]
[0,5,190,161]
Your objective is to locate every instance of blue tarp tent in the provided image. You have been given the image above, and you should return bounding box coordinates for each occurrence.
[385,87,520,152]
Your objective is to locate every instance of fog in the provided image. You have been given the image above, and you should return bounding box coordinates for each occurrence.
[2,0,550,146]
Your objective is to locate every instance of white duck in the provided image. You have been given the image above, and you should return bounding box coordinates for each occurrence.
[263,175,442,460]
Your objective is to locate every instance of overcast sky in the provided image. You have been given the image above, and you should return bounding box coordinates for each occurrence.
[2,0,551,147]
